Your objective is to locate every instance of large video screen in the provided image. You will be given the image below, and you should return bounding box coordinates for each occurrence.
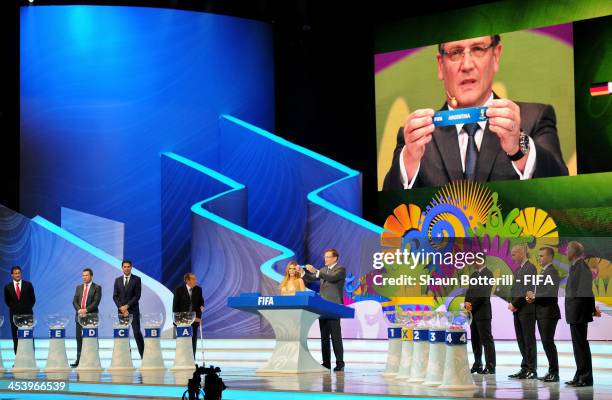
[373,2,612,339]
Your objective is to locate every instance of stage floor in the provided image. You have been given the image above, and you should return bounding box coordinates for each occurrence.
[0,365,608,400]
[0,339,609,399]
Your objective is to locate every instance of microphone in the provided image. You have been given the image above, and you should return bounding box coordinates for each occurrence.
[446,89,458,108]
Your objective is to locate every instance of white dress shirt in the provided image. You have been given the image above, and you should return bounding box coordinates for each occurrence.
[399,94,536,189]
[316,263,337,278]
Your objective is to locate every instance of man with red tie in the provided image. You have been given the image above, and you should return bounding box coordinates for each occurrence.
[70,268,102,368]
[3,266,36,353]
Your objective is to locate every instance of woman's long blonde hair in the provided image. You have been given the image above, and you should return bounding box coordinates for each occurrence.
[280,261,300,288]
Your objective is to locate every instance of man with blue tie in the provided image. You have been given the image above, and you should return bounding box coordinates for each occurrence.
[382,35,568,190]
[113,260,145,357]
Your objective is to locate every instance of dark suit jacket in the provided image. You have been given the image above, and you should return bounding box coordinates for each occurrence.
[565,259,596,325]
[382,100,569,190]
[113,274,142,315]
[72,282,102,321]
[303,264,346,305]
[464,267,493,320]
[4,280,36,316]
[534,264,561,320]
[173,285,205,319]
[510,260,537,315]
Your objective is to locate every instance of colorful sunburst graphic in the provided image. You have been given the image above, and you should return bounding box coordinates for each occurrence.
[354,181,610,316]
[587,257,612,306]
[430,180,493,234]
[374,182,499,309]
[381,203,423,248]
[514,207,560,269]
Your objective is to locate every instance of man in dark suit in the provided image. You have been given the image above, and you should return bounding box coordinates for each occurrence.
[526,247,561,382]
[3,266,36,354]
[564,241,600,387]
[113,260,145,358]
[173,272,205,357]
[70,267,102,367]
[303,248,346,371]
[507,244,538,379]
[382,35,568,190]
[464,257,496,374]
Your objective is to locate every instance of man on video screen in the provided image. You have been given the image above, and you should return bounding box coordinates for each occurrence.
[383,35,568,190]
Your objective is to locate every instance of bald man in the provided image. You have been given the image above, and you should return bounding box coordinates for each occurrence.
[564,241,600,387]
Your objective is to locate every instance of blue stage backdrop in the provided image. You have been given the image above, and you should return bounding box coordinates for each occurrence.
[19,6,274,283]
[15,5,380,339]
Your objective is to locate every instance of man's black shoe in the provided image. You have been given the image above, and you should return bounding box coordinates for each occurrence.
[70,362,79,368]
[471,365,483,374]
[565,379,578,386]
[333,366,344,372]
[520,371,538,379]
[572,381,593,387]
[321,363,331,370]
[543,374,559,382]
[479,367,495,374]
[508,370,525,378]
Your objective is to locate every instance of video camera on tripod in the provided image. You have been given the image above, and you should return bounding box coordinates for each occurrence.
[182,364,226,400]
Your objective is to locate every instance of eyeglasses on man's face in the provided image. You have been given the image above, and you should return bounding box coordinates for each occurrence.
[442,42,496,62]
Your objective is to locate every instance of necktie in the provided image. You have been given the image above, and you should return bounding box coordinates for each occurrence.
[81,284,89,309]
[15,282,21,301]
[463,123,479,181]
[124,276,128,287]
[188,288,193,312]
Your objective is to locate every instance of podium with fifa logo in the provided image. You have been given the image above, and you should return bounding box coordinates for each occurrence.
[229,292,354,374]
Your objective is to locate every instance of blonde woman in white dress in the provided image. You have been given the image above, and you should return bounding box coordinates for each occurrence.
[280,261,305,296]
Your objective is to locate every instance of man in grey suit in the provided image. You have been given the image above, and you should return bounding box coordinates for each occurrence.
[303,248,346,371]
[71,267,102,367]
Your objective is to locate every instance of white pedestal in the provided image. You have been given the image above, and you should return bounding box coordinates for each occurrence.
[13,333,37,372]
[172,334,195,371]
[45,372,69,381]
[423,330,446,386]
[110,371,135,383]
[141,337,165,370]
[395,330,413,380]
[77,371,102,381]
[439,330,476,390]
[109,338,134,371]
[141,370,166,384]
[382,326,402,376]
[44,335,70,372]
[408,339,429,382]
[76,337,102,372]
[257,309,327,374]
